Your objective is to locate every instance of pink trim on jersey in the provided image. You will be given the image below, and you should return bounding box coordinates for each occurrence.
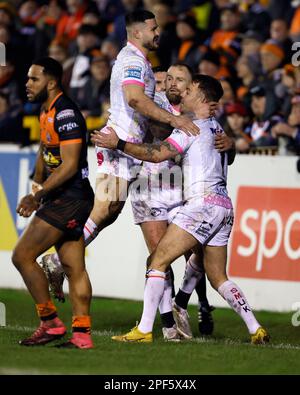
[122,80,145,87]
[166,137,184,154]
[171,104,181,115]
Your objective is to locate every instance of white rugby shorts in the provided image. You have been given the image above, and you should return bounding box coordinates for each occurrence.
[96,146,141,182]
[130,184,183,224]
[171,200,234,246]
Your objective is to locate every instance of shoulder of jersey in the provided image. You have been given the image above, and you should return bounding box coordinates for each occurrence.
[54,95,80,119]
[123,44,143,59]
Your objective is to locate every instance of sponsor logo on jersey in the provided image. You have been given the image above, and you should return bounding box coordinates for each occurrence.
[124,66,142,80]
[58,122,79,132]
[48,117,53,123]
[229,186,300,281]
[210,127,224,135]
[56,109,75,120]
[43,150,60,167]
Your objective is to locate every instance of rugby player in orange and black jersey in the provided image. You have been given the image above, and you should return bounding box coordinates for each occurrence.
[15,57,94,349]
[22,57,94,241]
[39,91,92,202]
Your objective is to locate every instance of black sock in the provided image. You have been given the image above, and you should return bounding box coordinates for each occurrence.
[175,289,191,310]
[160,312,175,328]
[40,312,57,321]
[195,275,209,306]
[169,266,175,298]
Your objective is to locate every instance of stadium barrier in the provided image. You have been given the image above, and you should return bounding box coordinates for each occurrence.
[0,144,300,312]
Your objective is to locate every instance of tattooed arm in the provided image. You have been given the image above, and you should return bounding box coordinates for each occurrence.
[91,127,180,163]
[123,140,179,162]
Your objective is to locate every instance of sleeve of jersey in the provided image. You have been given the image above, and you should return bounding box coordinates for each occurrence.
[55,109,83,145]
[166,129,192,154]
[121,56,146,88]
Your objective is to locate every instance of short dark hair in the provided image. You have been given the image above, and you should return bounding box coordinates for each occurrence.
[152,66,166,74]
[192,74,224,102]
[125,10,155,27]
[33,57,63,87]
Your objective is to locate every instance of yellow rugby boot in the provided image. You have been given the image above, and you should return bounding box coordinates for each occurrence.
[251,327,270,345]
[112,325,153,343]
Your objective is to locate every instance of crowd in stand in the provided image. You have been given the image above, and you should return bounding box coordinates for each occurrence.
[1,0,300,154]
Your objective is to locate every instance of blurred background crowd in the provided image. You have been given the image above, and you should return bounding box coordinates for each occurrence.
[1,0,300,155]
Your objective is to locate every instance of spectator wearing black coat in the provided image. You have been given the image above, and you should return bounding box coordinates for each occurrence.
[72,52,111,118]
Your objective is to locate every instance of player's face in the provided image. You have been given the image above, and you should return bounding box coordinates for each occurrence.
[154,71,167,92]
[165,66,192,105]
[181,82,200,112]
[26,65,49,103]
[140,18,160,51]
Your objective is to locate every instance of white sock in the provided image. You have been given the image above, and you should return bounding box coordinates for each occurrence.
[138,269,166,333]
[83,218,99,246]
[218,280,260,334]
[180,254,204,294]
[159,271,172,315]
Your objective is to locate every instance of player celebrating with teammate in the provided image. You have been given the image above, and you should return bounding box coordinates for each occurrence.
[131,63,221,340]
[40,10,198,302]
[93,74,270,345]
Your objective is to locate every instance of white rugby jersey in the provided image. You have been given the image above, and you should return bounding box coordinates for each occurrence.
[108,41,155,143]
[166,118,232,206]
[140,91,180,182]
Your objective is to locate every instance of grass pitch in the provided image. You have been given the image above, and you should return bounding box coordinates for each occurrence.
[0,288,299,375]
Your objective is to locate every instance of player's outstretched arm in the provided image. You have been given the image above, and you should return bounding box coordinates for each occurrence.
[91,127,179,163]
[123,84,199,136]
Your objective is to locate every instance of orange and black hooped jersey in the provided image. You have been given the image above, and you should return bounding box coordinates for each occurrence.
[39,92,93,199]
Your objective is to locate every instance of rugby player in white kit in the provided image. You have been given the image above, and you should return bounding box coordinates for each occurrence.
[131,64,236,340]
[40,10,199,299]
[93,74,270,345]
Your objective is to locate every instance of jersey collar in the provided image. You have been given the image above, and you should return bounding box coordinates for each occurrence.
[47,91,63,112]
[127,41,149,61]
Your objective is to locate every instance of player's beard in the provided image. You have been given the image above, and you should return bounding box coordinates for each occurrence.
[143,36,159,51]
[31,86,49,103]
[166,91,181,105]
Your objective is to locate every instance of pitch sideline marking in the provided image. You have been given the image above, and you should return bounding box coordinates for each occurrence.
[2,324,300,350]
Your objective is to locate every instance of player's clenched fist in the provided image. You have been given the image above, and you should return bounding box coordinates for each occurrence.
[16,194,39,217]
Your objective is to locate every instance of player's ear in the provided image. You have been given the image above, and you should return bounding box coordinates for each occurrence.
[47,79,57,92]
[198,91,206,103]
[133,25,142,40]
